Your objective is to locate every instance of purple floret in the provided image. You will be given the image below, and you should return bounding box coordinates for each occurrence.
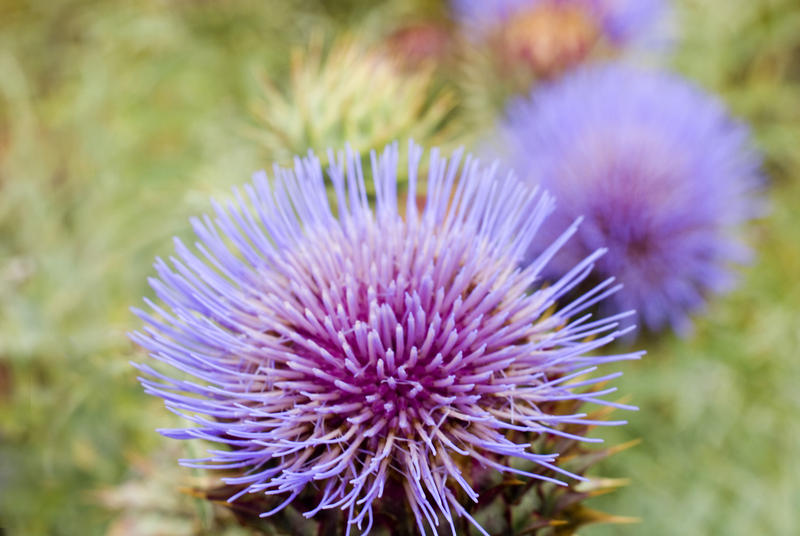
[131,141,640,535]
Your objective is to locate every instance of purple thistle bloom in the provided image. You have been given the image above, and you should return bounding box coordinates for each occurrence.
[451,0,664,46]
[497,65,763,334]
[131,141,641,535]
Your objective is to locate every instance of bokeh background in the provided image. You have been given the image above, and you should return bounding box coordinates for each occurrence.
[1,0,798,534]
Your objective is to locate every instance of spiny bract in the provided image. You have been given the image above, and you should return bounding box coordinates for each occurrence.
[250,38,456,167]
[131,141,641,535]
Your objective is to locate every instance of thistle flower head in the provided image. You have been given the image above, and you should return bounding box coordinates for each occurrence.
[131,141,640,535]
[497,65,763,334]
[451,0,662,42]
[250,38,456,166]
[451,0,664,78]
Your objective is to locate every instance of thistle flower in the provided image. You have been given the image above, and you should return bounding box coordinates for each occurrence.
[250,38,456,167]
[131,141,641,535]
[451,0,663,44]
[451,0,664,79]
[496,65,763,334]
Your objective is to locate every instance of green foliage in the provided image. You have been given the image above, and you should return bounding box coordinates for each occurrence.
[673,0,800,176]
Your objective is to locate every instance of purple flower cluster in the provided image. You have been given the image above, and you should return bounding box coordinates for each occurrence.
[451,0,664,45]
[497,65,763,333]
[132,142,640,535]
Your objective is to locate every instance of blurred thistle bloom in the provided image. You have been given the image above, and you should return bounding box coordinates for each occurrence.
[451,0,665,80]
[497,65,763,334]
[250,38,456,166]
[131,141,641,535]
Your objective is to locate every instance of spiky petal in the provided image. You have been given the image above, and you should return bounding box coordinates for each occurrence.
[131,141,640,535]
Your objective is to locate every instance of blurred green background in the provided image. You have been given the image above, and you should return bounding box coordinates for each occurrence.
[1,0,798,534]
